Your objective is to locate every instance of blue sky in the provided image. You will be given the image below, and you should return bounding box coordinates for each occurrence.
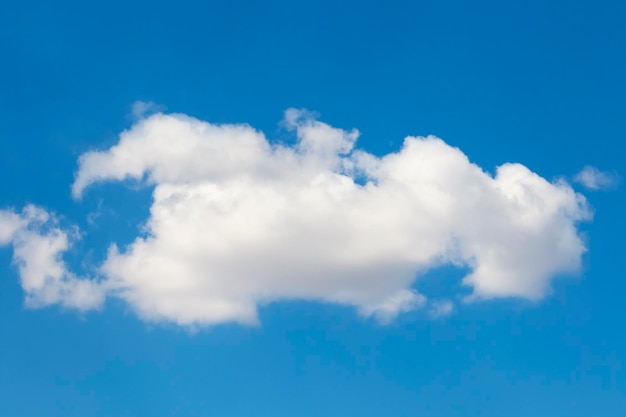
[1,1,625,416]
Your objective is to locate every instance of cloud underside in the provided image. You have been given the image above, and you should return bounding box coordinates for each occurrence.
[0,109,591,326]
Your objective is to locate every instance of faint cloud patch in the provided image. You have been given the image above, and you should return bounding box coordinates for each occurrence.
[428,299,454,319]
[574,166,621,191]
[86,199,103,226]
[131,101,166,120]
[85,199,118,227]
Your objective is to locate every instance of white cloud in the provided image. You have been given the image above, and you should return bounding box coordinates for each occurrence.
[360,290,427,324]
[0,206,104,311]
[428,300,454,319]
[0,209,26,244]
[574,166,620,191]
[63,109,591,326]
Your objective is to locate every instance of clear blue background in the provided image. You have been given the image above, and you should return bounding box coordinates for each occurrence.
[1,1,625,415]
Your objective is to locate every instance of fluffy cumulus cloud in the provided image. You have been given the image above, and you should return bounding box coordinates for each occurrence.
[0,206,104,310]
[574,166,620,191]
[2,108,592,326]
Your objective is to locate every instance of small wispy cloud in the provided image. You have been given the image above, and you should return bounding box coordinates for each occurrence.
[131,100,166,120]
[428,300,454,319]
[574,166,620,191]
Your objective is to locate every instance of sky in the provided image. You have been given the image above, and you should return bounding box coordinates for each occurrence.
[1,0,625,416]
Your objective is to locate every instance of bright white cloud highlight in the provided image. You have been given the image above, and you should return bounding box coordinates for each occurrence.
[0,206,104,310]
[574,166,620,191]
[65,109,591,326]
